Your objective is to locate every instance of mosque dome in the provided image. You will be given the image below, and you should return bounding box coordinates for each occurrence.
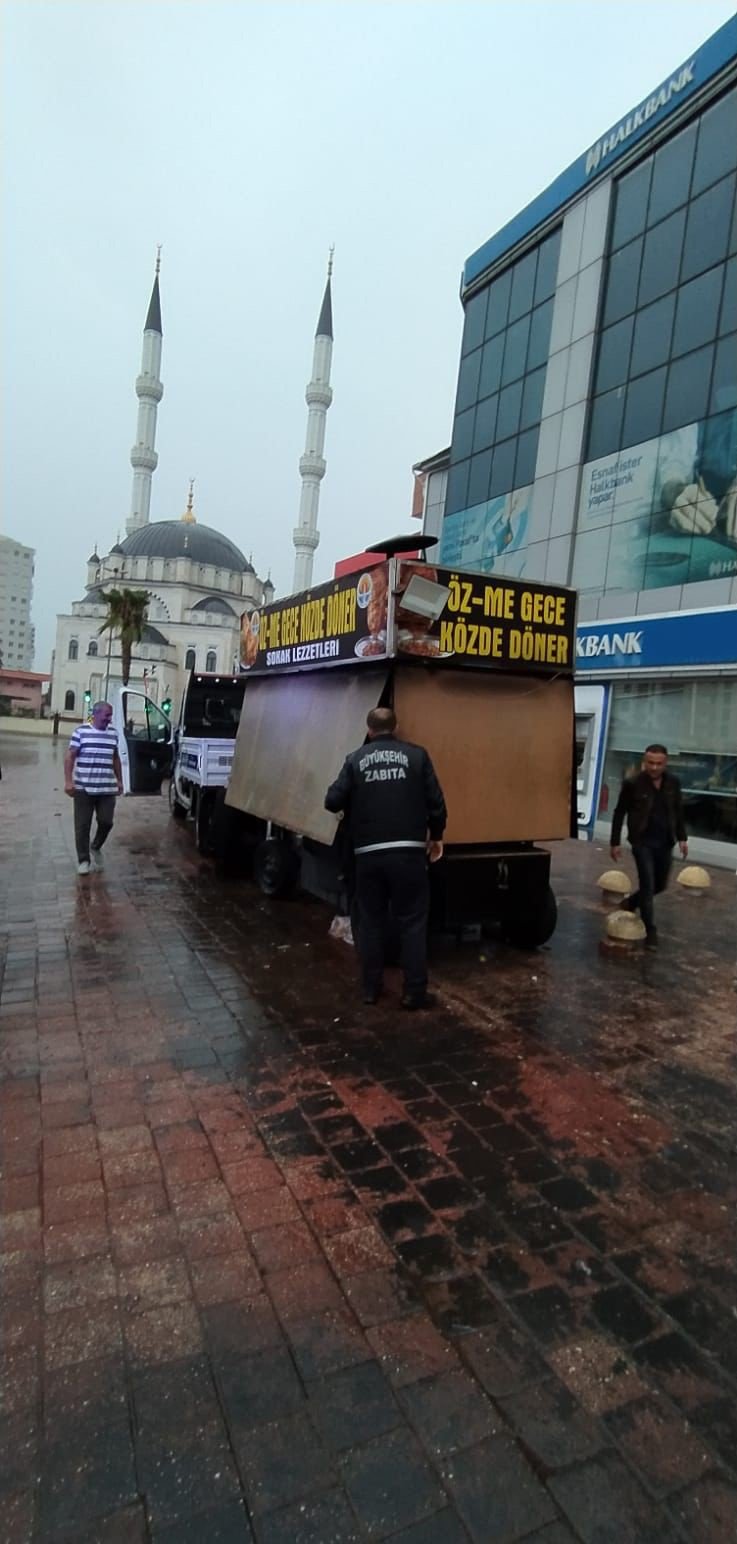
[119,520,253,574]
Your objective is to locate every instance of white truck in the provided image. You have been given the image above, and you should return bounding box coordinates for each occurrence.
[112,671,246,853]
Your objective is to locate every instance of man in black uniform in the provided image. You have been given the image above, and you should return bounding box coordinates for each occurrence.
[610,743,688,949]
[325,706,447,1008]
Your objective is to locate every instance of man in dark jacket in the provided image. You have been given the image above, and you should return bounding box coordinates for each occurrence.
[325,706,447,1008]
[610,743,688,948]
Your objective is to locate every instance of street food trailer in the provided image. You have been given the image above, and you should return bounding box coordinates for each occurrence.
[224,537,578,945]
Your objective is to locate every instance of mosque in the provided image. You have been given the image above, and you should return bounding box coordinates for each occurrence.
[50,254,334,717]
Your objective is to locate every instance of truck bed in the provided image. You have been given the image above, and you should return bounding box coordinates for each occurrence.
[177,737,236,789]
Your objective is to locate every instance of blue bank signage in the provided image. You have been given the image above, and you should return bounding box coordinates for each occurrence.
[584,59,695,177]
[575,608,737,674]
[464,14,737,289]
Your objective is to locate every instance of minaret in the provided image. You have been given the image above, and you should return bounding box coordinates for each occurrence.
[292,251,334,592]
[127,250,164,535]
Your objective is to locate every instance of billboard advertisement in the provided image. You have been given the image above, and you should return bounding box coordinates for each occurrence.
[240,566,390,672]
[438,486,531,574]
[575,408,737,591]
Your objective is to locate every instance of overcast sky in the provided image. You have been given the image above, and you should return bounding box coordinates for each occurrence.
[3,0,735,668]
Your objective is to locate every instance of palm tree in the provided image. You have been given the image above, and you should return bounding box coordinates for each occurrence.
[99,588,149,686]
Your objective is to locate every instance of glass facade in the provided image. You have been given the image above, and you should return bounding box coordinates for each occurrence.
[600,677,737,844]
[432,33,737,856]
[446,230,561,527]
[442,78,737,603]
[574,84,737,596]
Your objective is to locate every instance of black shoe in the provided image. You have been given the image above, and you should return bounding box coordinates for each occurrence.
[645,928,658,950]
[362,989,381,1005]
[400,992,437,1011]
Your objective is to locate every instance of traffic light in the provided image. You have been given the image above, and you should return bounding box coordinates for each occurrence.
[83,689,92,721]
[161,697,172,716]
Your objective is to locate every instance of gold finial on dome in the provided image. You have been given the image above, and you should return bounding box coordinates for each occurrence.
[182,478,196,524]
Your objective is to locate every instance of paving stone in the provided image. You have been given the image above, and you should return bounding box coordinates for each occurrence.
[132,1355,222,1431]
[667,1473,737,1544]
[342,1268,421,1328]
[499,1376,606,1469]
[250,1219,321,1271]
[550,1452,685,1543]
[308,1360,402,1451]
[204,1297,286,1359]
[441,1432,557,1542]
[67,1504,149,1543]
[386,1511,471,1544]
[287,1307,372,1380]
[235,1410,336,1516]
[340,1426,446,1537]
[398,1367,500,1456]
[123,1301,204,1365]
[257,1488,362,1544]
[40,1421,138,1536]
[367,1313,459,1387]
[590,1282,660,1344]
[136,1417,242,1527]
[216,1345,306,1429]
[604,1395,712,1495]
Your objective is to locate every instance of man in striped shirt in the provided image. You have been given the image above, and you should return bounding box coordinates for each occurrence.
[64,701,124,875]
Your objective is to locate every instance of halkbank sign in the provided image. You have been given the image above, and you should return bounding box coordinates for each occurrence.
[575,609,737,675]
[463,14,737,289]
[584,63,694,176]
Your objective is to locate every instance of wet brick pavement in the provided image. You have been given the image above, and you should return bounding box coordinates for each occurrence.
[1,733,735,1543]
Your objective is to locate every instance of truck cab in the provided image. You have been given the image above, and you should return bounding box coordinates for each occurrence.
[168,672,247,852]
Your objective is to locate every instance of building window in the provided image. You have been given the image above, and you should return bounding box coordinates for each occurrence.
[185,648,196,671]
[64,690,75,711]
[87,640,98,657]
[575,84,737,598]
[205,650,217,672]
[446,227,561,519]
[68,639,78,661]
[600,678,737,844]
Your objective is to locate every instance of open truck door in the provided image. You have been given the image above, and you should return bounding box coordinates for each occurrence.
[113,687,174,795]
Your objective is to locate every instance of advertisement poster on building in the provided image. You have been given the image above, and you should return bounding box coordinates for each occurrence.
[576,407,737,591]
[439,487,531,575]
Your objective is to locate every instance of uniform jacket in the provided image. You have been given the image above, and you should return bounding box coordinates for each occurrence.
[611,770,687,848]
[325,734,447,853]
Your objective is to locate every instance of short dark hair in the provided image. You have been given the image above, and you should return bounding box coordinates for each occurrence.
[367,706,396,734]
[644,744,668,756]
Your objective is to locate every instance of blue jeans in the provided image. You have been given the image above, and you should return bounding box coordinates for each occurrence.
[630,844,672,931]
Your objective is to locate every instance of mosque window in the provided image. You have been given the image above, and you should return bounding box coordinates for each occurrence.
[87,640,98,657]
[64,690,76,711]
[68,639,78,661]
[206,650,217,672]
[185,648,196,671]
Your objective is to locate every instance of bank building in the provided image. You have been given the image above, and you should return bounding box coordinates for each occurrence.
[414,14,737,866]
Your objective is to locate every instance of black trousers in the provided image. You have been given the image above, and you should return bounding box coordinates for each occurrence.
[630,843,672,931]
[73,792,116,863]
[354,849,429,997]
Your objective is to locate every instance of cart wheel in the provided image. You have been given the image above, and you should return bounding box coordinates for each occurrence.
[168,779,187,820]
[254,838,299,898]
[196,791,215,855]
[503,885,558,948]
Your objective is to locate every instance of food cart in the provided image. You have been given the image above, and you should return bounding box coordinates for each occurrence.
[223,537,577,945]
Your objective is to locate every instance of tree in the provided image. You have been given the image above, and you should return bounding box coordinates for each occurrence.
[98,588,149,686]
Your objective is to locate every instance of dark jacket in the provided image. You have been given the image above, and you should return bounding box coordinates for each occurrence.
[611,770,687,848]
[325,734,447,853]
